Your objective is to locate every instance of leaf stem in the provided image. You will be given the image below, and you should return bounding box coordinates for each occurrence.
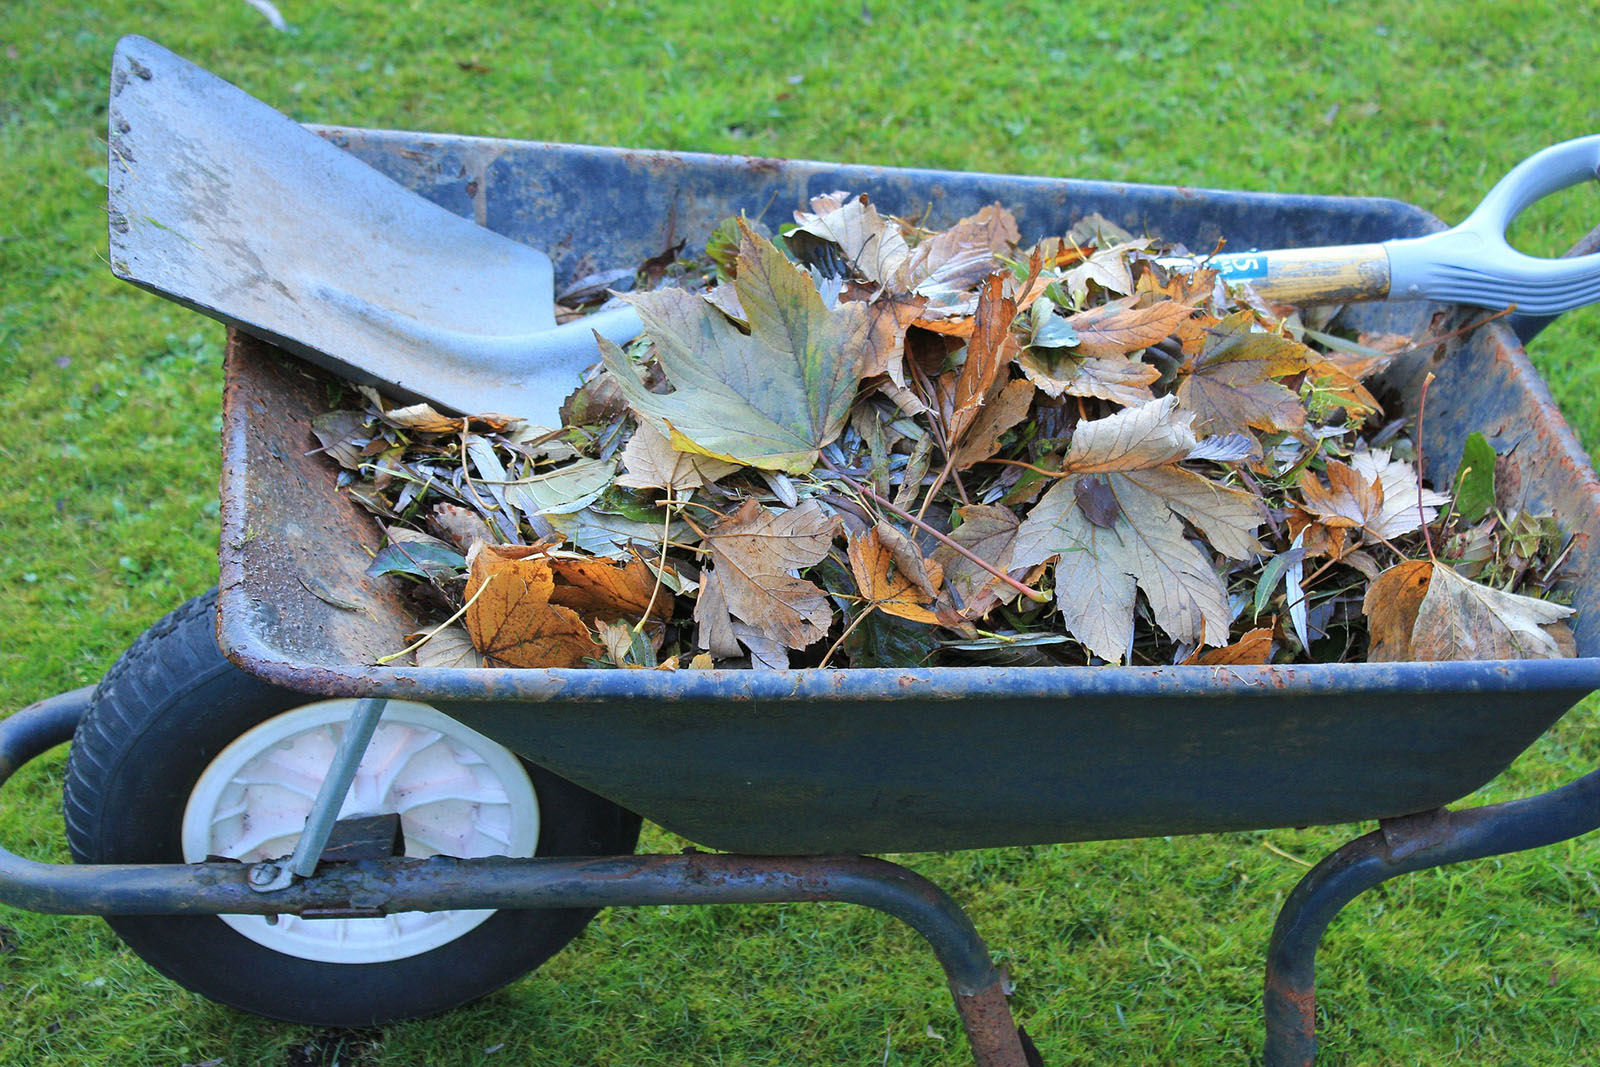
[376,572,496,666]
[818,456,1050,604]
[1415,371,1438,564]
[819,603,876,668]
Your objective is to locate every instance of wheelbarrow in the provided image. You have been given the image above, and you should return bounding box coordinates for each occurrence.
[6,65,1600,1067]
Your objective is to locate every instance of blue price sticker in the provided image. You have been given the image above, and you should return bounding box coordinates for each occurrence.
[1213,254,1268,281]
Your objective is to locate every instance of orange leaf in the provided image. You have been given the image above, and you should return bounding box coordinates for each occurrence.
[464,546,601,668]
[950,274,1019,441]
[847,526,945,624]
[1065,297,1194,359]
[548,556,673,622]
[1183,627,1275,665]
[1361,559,1435,662]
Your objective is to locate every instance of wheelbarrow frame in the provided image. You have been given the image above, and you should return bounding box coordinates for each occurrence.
[5,132,1600,1065]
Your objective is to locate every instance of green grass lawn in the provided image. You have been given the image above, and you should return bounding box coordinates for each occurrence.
[4,0,1600,1063]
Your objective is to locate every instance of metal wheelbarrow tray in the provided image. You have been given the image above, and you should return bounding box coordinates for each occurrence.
[7,128,1600,1067]
[220,130,1600,856]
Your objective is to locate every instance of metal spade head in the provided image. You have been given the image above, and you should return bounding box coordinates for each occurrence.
[106,36,640,423]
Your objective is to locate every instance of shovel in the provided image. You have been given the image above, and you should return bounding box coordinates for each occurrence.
[107,35,643,426]
[108,36,1600,429]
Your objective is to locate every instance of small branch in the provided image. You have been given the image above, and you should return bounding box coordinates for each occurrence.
[818,456,1050,604]
[819,603,876,668]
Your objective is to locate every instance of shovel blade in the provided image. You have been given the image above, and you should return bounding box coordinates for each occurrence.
[106,36,610,422]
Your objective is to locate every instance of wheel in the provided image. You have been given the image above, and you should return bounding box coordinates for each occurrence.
[62,589,641,1026]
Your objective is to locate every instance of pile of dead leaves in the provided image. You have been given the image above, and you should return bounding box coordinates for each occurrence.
[313,196,1577,670]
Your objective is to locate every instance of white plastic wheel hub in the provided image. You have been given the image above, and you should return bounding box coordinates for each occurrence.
[182,699,539,964]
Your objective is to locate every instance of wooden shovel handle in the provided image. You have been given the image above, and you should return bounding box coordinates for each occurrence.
[1209,243,1391,305]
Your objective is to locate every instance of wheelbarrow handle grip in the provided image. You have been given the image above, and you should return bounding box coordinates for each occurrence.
[1384,134,1600,317]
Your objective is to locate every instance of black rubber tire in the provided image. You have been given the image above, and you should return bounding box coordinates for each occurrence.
[63,589,641,1027]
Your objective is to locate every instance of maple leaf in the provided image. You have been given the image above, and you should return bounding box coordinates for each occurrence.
[616,419,740,493]
[1018,349,1161,408]
[847,525,945,624]
[1364,560,1575,662]
[790,195,1018,300]
[1064,297,1194,359]
[694,499,839,652]
[1347,447,1449,539]
[1011,396,1265,661]
[1175,310,1314,436]
[948,273,1020,445]
[601,221,872,474]
[931,504,1021,619]
[463,545,601,668]
[1061,239,1149,304]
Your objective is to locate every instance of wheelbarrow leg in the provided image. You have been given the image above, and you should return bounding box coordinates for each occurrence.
[1263,767,1600,1065]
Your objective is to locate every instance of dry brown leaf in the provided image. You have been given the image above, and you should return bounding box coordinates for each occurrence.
[952,378,1035,469]
[1364,560,1575,662]
[1175,310,1313,436]
[1065,297,1193,359]
[949,274,1020,443]
[872,521,942,599]
[694,499,839,651]
[1299,460,1385,531]
[932,504,1021,619]
[548,555,673,622]
[1348,448,1449,539]
[464,546,600,668]
[428,502,495,553]
[1183,627,1275,665]
[1019,349,1161,408]
[616,419,740,493]
[1013,397,1264,661]
[847,526,945,624]
[855,291,929,386]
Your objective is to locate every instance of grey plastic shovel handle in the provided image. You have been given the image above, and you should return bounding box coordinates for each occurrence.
[1384,135,1600,317]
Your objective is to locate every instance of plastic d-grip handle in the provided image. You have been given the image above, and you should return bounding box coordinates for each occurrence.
[1383,134,1600,317]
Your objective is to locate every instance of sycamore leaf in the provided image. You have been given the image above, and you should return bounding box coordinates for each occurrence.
[464,546,600,668]
[1364,560,1575,662]
[1175,310,1313,436]
[695,499,839,650]
[932,504,1021,618]
[616,419,740,493]
[1299,459,1386,531]
[857,291,928,386]
[1062,239,1149,304]
[410,625,484,669]
[1012,397,1264,661]
[789,194,911,287]
[951,378,1034,469]
[1183,627,1275,665]
[602,221,871,473]
[949,274,1020,443]
[1347,447,1449,539]
[872,521,942,600]
[1059,394,1198,472]
[847,526,945,624]
[1064,297,1193,359]
[1019,348,1161,407]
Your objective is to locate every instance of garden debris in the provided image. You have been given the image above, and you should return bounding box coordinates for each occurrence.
[316,194,1577,669]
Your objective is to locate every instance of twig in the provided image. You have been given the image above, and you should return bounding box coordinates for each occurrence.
[376,573,496,666]
[820,603,876,668]
[818,456,1050,603]
[1415,372,1438,563]
[1395,306,1514,355]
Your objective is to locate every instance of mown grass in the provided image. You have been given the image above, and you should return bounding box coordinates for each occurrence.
[3,1,1599,1063]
